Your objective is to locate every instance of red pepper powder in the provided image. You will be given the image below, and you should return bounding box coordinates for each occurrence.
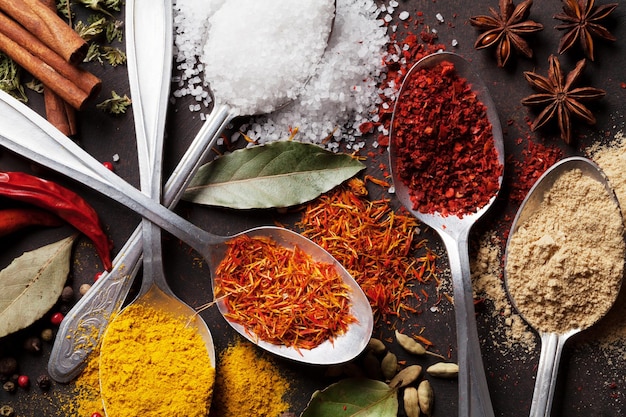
[391,60,503,217]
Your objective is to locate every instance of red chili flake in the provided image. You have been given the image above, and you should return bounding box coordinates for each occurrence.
[621,82,626,89]
[358,121,375,134]
[391,60,503,217]
[509,140,563,203]
[214,235,357,351]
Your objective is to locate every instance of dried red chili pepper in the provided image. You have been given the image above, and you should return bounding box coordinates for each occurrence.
[391,60,503,217]
[0,207,62,237]
[0,171,112,270]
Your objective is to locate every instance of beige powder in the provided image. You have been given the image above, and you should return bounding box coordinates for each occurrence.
[471,232,536,354]
[505,168,625,334]
[586,132,626,350]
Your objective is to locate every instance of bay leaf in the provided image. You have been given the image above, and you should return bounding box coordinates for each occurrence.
[301,378,398,417]
[183,141,365,209]
[0,235,75,338]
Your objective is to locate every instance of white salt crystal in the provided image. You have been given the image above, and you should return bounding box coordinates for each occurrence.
[452,39,459,47]
[436,12,444,23]
[201,0,335,116]
[398,11,410,20]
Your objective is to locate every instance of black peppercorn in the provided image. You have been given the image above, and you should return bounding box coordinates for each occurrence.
[0,405,14,417]
[0,358,17,377]
[2,381,15,393]
[60,285,74,302]
[23,336,43,354]
[36,374,51,391]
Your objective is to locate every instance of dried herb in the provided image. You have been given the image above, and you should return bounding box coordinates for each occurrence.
[469,0,544,67]
[214,235,357,350]
[184,140,365,209]
[301,378,398,417]
[297,181,438,320]
[521,54,605,144]
[0,236,75,338]
[96,90,131,114]
[554,0,618,61]
[0,51,26,102]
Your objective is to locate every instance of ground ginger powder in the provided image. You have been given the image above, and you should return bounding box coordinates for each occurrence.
[505,168,625,334]
[212,339,291,417]
[99,302,215,417]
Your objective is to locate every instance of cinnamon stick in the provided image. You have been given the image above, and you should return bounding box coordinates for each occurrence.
[40,0,76,136]
[44,87,77,136]
[0,10,101,110]
[0,0,87,65]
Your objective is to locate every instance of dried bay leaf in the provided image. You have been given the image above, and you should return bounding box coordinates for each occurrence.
[183,141,365,209]
[0,235,75,338]
[301,378,398,417]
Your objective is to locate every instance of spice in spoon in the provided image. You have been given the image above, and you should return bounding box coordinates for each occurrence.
[99,303,215,417]
[391,60,503,217]
[214,235,357,351]
[505,168,625,334]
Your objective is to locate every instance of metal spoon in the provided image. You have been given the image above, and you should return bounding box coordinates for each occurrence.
[388,52,503,417]
[46,1,337,382]
[0,89,374,366]
[503,156,624,417]
[100,2,214,411]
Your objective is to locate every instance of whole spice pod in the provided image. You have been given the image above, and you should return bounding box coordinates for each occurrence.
[395,330,445,359]
[418,379,434,416]
[426,362,459,379]
[388,365,422,389]
[403,386,420,417]
[381,351,398,380]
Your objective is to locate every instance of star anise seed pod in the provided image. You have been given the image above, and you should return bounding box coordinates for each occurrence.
[470,0,544,67]
[521,55,605,144]
[554,0,618,61]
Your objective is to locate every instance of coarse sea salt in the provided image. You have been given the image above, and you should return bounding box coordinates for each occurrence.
[201,0,334,116]
[173,0,391,148]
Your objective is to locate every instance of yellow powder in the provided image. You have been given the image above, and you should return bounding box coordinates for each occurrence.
[212,339,291,417]
[99,302,215,417]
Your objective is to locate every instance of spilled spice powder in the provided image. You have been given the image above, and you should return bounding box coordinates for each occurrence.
[56,347,105,417]
[296,181,437,321]
[470,231,536,355]
[212,339,291,417]
[584,131,626,351]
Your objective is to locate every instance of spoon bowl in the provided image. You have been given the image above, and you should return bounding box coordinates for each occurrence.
[389,51,504,417]
[503,156,624,417]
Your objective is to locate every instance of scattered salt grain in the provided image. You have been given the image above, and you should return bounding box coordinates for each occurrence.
[173,0,391,148]
[399,11,410,20]
[435,12,444,23]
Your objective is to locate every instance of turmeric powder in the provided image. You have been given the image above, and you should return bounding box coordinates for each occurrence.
[212,339,291,417]
[99,302,215,417]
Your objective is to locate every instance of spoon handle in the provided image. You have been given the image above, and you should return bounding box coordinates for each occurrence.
[529,331,575,417]
[440,231,495,417]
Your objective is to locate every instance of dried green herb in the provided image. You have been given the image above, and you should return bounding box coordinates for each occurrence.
[101,46,126,66]
[0,53,27,102]
[96,90,132,114]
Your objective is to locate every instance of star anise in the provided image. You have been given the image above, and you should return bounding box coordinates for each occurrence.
[554,0,618,61]
[470,0,544,67]
[521,55,605,144]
